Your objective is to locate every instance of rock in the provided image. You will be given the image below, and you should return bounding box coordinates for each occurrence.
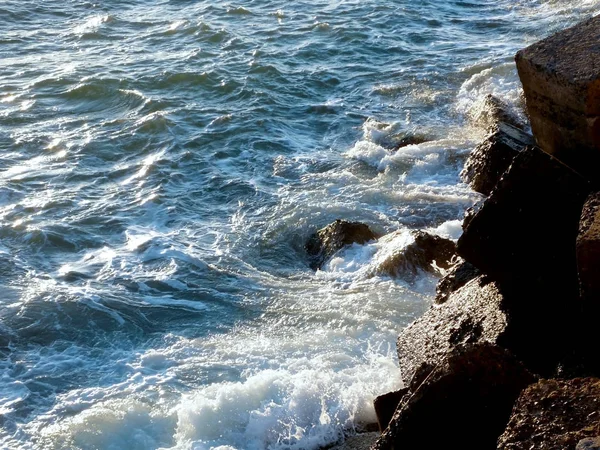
[374,231,456,279]
[457,146,591,290]
[578,437,600,450]
[434,258,480,304]
[373,343,536,450]
[515,15,600,181]
[390,133,429,151]
[468,94,526,131]
[461,122,534,196]
[305,220,378,270]
[327,432,380,450]
[498,378,600,450]
[577,192,600,307]
[374,389,408,432]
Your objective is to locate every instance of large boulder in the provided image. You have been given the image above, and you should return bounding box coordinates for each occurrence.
[373,343,536,450]
[397,273,572,382]
[457,146,591,291]
[305,220,378,270]
[498,378,600,450]
[434,258,480,304]
[515,15,600,182]
[374,231,456,279]
[461,122,534,196]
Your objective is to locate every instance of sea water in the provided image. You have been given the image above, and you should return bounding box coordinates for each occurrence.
[0,1,598,449]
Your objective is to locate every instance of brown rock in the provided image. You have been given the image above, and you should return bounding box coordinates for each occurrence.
[373,343,536,450]
[577,437,600,450]
[374,231,456,279]
[434,258,480,304]
[305,220,378,270]
[498,378,600,450]
[515,15,600,181]
[461,122,534,196]
[468,94,526,131]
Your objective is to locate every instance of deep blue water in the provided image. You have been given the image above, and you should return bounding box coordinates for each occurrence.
[0,1,598,449]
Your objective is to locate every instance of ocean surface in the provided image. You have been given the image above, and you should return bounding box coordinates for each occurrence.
[0,1,598,449]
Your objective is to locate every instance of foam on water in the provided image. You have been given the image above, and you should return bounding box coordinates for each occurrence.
[1,0,599,449]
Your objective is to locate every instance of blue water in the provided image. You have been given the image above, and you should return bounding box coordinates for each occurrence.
[0,1,598,449]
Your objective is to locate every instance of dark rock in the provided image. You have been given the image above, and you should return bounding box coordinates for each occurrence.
[327,432,380,450]
[461,122,534,196]
[498,378,600,450]
[390,134,429,151]
[457,146,591,290]
[374,389,408,432]
[373,343,536,450]
[374,231,456,279]
[305,220,378,270]
[577,437,600,450]
[434,258,480,304]
[577,192,600,308]
[515,15,600,182]
[468,94,526,131]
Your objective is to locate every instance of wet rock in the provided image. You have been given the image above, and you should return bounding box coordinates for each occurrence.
[374,389,408,432]
[373,343,536,450]
[327,432,380,450]
[458,146,591,290]
[390,133,429,151]
[305,220,378,270]
[434,258,480,304]
[468,94,526,131]
[515,15,600,182]
[498,378,600,450]
[461,122,534,196]
[578,437,600,450]
[374,231,456,279]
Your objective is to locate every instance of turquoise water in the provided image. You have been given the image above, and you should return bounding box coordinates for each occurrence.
[0,1,598,449]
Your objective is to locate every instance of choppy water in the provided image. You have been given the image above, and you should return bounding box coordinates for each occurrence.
[0,1,598,449]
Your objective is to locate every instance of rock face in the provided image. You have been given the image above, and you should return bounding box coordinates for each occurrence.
[468,94,525,131]
[373,389,407,432]
[515,15,600,181]
[375,231,456,279]
[458,146,591,289]
[373,343,536,450]
[577,192,600,307]
[434,258,480,304]
[498,378,600,450]
[305,220,377,270]
[461,122,534,196]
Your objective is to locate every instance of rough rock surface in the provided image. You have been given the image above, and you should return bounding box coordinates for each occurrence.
[375,231,456,279]
[305,220,378,270]
[374,390,407,432]
[577,192,600,306]
[327,433,380,450]
[577,437,600,450]
[434,258,480,304]
[461,122,534,196]
[468,94,526,131]
[515,15,600,180]
[498,378,600,450]
[458,146,591,289]
[373,343,536,450]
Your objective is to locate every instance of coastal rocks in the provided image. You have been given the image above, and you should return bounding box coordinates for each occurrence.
[468,94,525,131]
[578,437,600,450]
[460,122,534,196]
[373,343,536,450]
[498,378,600,450]
[305,220,377,270]
[515,15,600,181]
[434,258,479,304]
[373,389,408,432]
[577,192,600,307]
[374,231,456,278]
[457,146,591,289]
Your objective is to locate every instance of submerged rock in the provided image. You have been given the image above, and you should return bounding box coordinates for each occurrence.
[468,94,526,131]
[373,343,536,450]
[461,122,534,196]
[516,15,600,182]
[434,258,480,304]
[305,220,377,270]
[498,378,600,450]
[374,231,456,279]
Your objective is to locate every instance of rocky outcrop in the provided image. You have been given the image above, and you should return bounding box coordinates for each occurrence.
[373,390,407,432]
[458,146,591,289]
[434,258,480,304]
[468,94,525,131]
[374,231,456,279]
[498,378,600,450]
[373,343,536,450]
[305,220,378,270]
[515,15,600,182]
[461,122,534,196]
[577,192,600,307]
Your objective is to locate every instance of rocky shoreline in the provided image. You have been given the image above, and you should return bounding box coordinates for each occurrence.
[314,15,600,450]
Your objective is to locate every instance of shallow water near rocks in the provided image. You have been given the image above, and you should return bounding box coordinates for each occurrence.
[0,1,598,449]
